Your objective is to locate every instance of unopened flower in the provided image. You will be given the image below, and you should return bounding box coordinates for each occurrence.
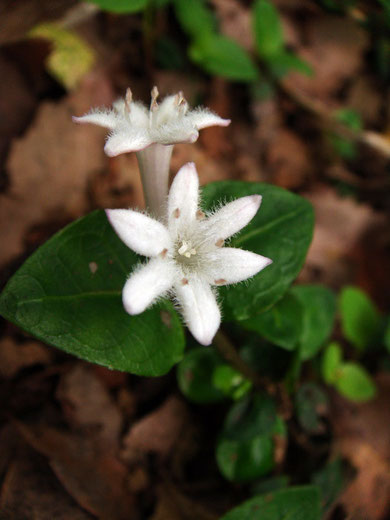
[106,162,272,346]
[73,87,230,217]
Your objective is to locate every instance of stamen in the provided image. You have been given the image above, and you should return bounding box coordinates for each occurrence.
[181,278,189,285]
[196,210,205,220]
[173,208,180,218]
[178,240,197,258]
[178,242,188,255]
[160,248,168,258]
[215,238,224,247]
[125,88,132,113]
[214,279,226,285]
[150,86,159,111]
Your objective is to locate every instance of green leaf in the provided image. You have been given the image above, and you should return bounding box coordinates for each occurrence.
[0,211,184,376]
[241,292,303,351]
[335,362,377,402]
[201,181,314,321]
[174,0,216,39]
[321,342,343,384]
[268,50,313,78]
[216,394,286,482]
[291,285,336,360]
[340,286,382,350]
[312,458,346,512]
[177,347,225,403]
[212,364,252,400]
[295,383,328,434]
[29,24,95,90]
[253,0,284,58]
[220,485,321,520]
[85,0,148,13]
[189,33,259,82]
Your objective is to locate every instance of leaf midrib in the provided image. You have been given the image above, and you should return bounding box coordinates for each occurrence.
[233,206,309,246]
[18,289,121,305]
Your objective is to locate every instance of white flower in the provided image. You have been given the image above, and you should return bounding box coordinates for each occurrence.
[73,86,230,218]
[73,86,230,157]
[106,162,272,346]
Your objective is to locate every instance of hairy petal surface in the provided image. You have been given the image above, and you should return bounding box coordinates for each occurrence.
[204,195,262,241]
[122,258,175,315]
[175,277,220,346]
[72,110,118,130]
[204,248,272,285]
[104,127,152,156]
[168,162,199,231]
[106,209,171,257]
[189,109,231,130]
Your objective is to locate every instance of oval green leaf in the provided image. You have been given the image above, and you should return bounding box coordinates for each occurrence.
[321,342,343,385]
[253,0,284,58]
[335,362,377,402]
[189,33,259,82]
[201,181,314,321]
[0,211,185,376]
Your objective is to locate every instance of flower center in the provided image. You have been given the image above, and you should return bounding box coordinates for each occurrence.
[177,240,197,258]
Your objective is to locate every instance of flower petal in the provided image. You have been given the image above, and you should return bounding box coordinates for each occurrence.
[168,162,199,232]
[106,209,171,257]
[204,247,272,285]
[203,195,262,241]
[122,258,175,315]
[72,109,118,130]
[104,127,153,156]
[175,277,220,346]
[150,120,199,145]
[188,108,231,130]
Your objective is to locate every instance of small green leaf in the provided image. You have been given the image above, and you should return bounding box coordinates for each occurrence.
[177,347,225,403]
[241,292,303,351]
[212,364,252,400]
[201,181,314,321]
[29,24,95,90]
[253,0,284,58]
[0,211,185,376]
[312,458,346,512]
[189,33,259,82]
[216,394,285,482]
[291,285,337,360]
[295,383,328,434]
[268,50,313,78]
[174,0,216,39]
[220,485,321,520]
[335,362,377,402]
[321,342,343,384]
[85,0,148,13]
[340,286,382,350]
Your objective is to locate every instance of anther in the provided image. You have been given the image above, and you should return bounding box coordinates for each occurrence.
[160,248,168,258]
[150,86,159,111]
[196,210,205,220]
[181,278,189,285]
[215,238,224,247]
[125,88,132,113]
[173,208,180,218]
[214,279,226,285]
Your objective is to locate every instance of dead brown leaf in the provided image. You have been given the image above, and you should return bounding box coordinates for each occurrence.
[0,445,91,520]
[0,336,52,379]
[0,70,113,268]
[285,15,369,101]
[122,395,189,463]
[15,421,137,520]
[56,364,123,448]
[299,186,385,286]
[150,483,217,520]
[330,373,390,520]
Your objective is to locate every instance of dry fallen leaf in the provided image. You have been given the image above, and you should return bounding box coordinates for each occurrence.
[0,70,114,268]
[56,364,123,448]
[0,336,52,379]
[122,396,189,463]
[330,373,390,520]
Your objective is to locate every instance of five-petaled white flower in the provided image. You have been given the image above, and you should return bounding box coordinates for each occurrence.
[73,86,230,156]
[73,86,230,218]
[106,162,272,346]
